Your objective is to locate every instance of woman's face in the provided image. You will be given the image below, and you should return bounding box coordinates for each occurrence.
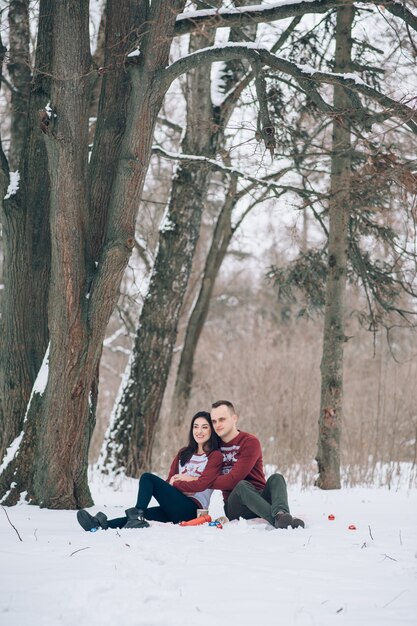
[192,417,212,448]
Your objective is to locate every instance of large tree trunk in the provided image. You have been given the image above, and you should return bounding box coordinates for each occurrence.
[316,4,354,489]
[0,29,8,447]
[0,0,52,460]
[7,0,31,170]
[171,176,237,425]
[1,0,186,507]
[100,12,219,476]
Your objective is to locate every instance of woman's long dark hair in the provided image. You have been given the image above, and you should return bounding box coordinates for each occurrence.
[179,411,220,465]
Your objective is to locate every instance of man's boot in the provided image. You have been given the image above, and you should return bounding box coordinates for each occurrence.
[124,507,150,529]
[274,511,293,529]
[291,517,305,529]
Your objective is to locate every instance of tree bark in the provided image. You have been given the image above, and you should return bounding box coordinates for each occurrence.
[316,3,354,489]
[7,0,31,170]
[171,175,237,425]
[0,0,52,461]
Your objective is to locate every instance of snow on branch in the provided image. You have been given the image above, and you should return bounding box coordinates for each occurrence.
[175,0,417,36]
[152,145,283,189]
[152,145,323,199]
[162,44,417,134]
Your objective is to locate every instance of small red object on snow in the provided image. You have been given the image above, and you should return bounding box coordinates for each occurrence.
[179,514,212,526]
[328,514,335,520]
[348,524,357,530]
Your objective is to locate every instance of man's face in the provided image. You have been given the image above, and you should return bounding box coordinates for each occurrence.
[211,405,238,443]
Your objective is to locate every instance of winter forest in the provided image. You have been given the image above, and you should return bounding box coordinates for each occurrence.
[0,0,416,512]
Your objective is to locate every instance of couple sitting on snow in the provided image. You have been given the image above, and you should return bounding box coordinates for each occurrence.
[77,400,305,532]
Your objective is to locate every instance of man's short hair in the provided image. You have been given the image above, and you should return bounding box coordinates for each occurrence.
[211,400,236,415]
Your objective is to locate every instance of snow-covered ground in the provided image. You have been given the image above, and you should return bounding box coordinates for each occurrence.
[1,473,416,626]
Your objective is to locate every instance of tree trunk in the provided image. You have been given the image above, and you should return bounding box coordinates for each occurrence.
[0,0,52,460]
[0,28,8,448]
[100,12,218,476]
[171,176,237,425]
[22,0,92,508]
[316,3,354,489]
[7,0,31,170]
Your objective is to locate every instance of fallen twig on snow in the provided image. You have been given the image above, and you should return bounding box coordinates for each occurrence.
[383,590,406,608]
[69,547,90,557]
[1,505,22,542]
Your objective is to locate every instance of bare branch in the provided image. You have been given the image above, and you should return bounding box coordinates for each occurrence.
[134,238,152,272]
[161,45,417,133]
[218,17,303,126]
[0,74,18,94]
[175,1,417,36]
[156,116,183,134]
[271,15,302,53]
[152,144,296,191]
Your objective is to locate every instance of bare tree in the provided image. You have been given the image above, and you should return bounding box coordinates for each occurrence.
[316,3,354,489]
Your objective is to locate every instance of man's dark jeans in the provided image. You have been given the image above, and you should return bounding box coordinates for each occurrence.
[225,474,289,526]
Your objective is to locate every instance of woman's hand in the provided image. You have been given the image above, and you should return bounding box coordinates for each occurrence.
[170,474,198,484]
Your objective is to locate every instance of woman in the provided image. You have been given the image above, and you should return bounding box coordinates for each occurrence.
[77,411,222,531]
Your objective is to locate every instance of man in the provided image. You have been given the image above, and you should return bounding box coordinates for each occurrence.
[210,400,304,529]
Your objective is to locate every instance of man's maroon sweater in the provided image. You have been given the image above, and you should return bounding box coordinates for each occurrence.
[212,431,266,501]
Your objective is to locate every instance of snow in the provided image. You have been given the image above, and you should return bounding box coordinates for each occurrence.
[4,171,20,200]
[0,347,50,482]
[97,352,135,473]
[44,102,57,119]
[297,63,367,86]
[1,474,416,626]
[177,0,417,24]
[32,344,50,395]
[89,0,103,55]
[159,211,176,233]
[0,434,23,475]
[177,0,318,22]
